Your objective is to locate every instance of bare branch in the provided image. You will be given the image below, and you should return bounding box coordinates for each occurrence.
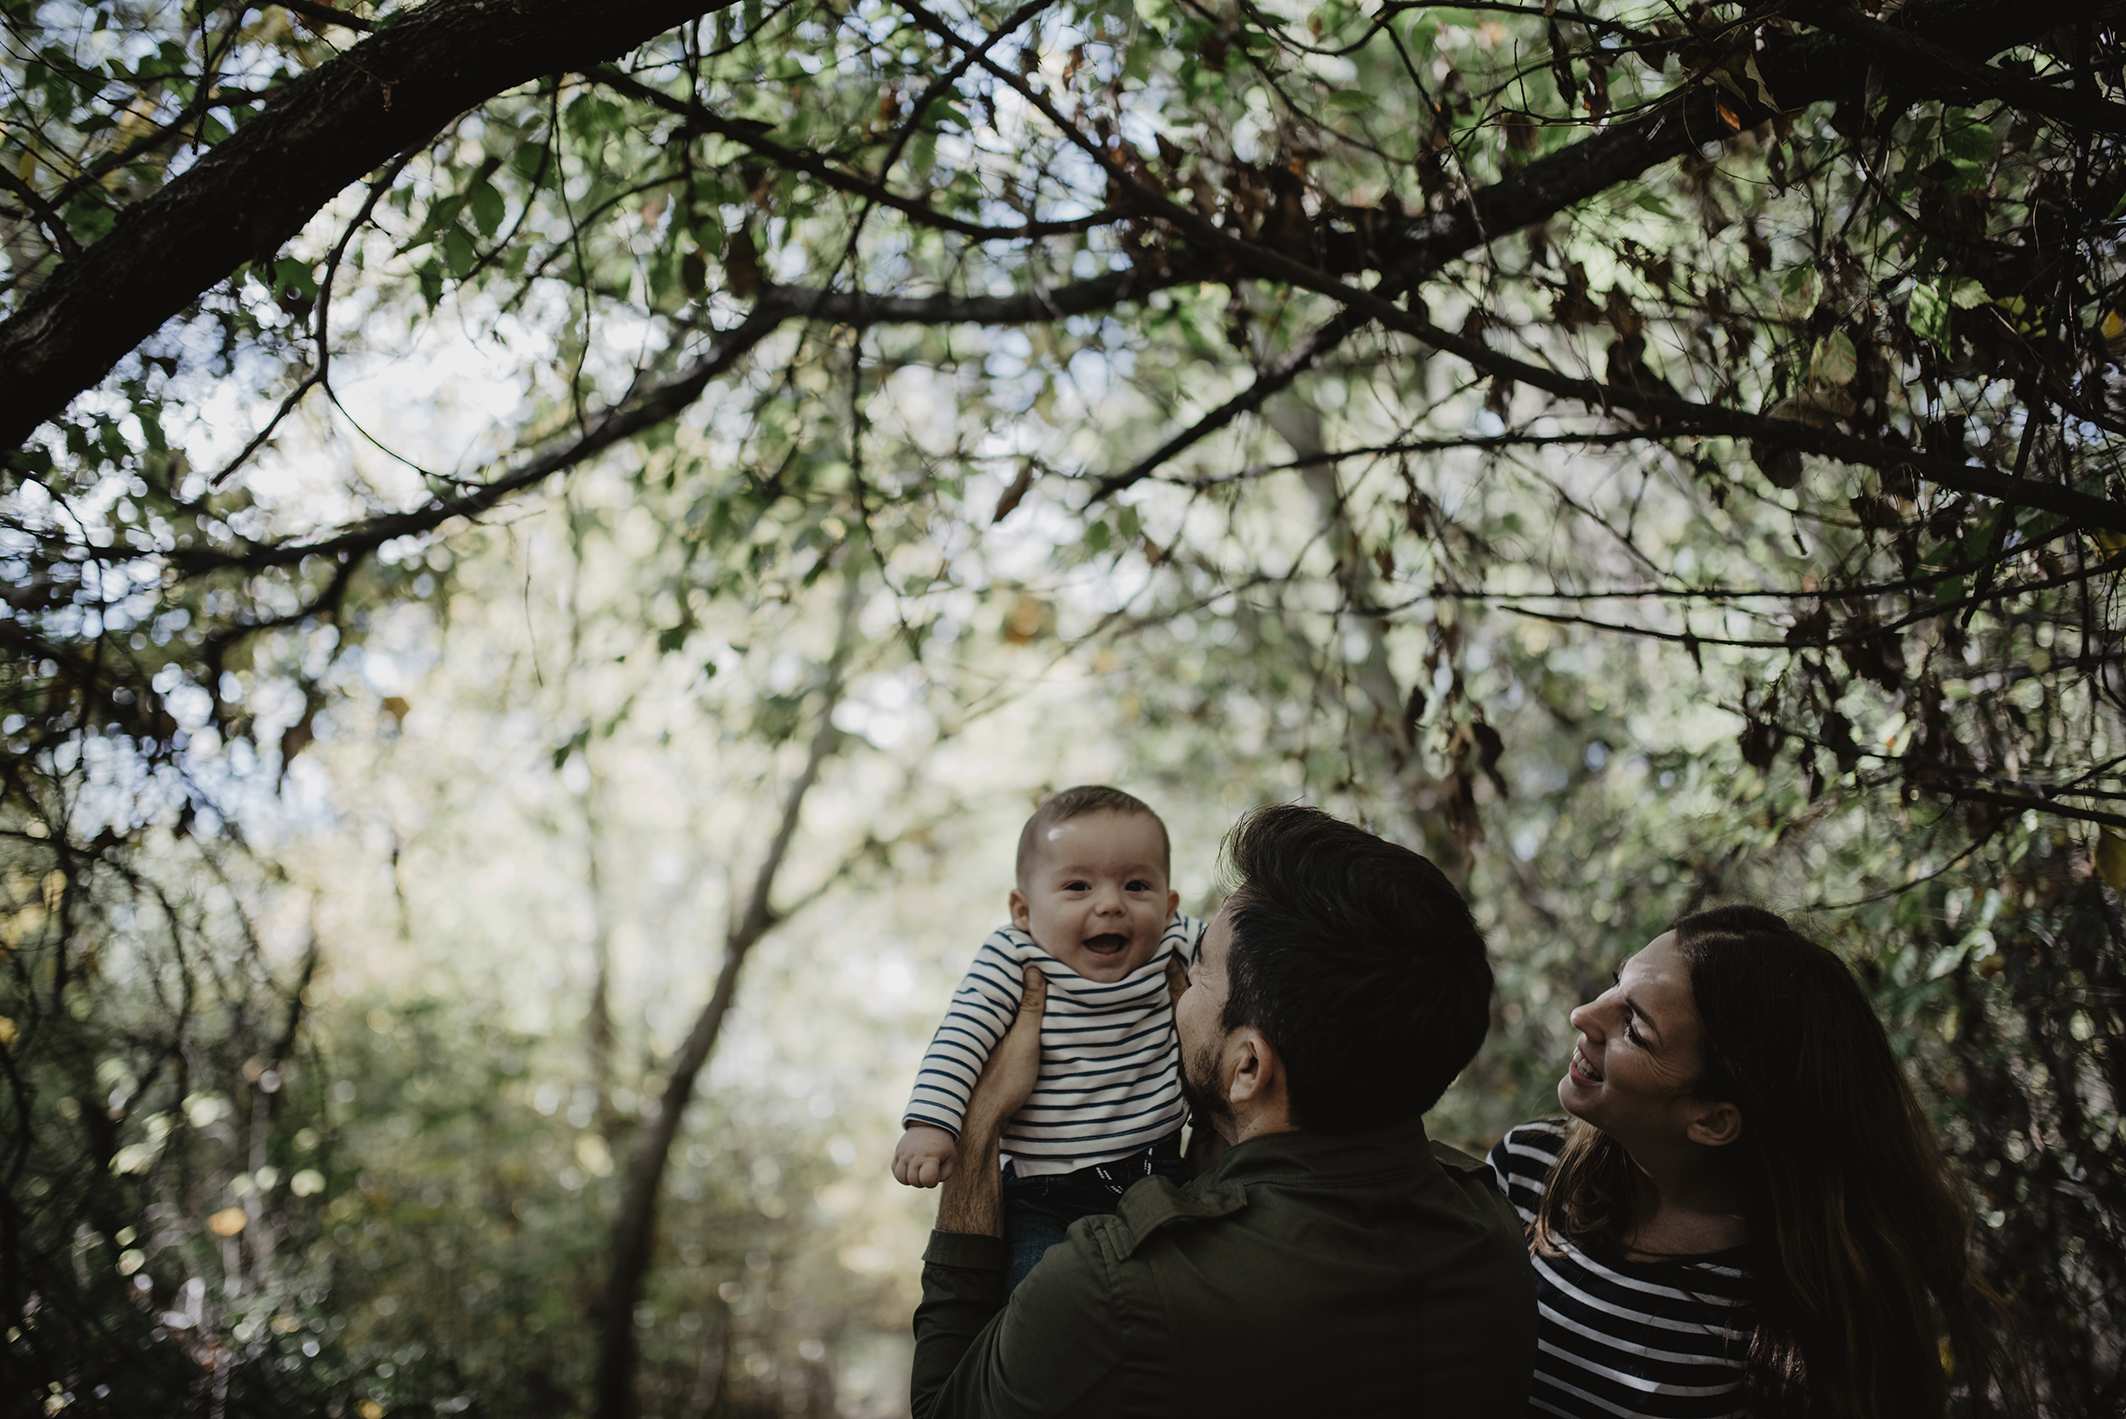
[277,0,376,32]
[584,61,1121,241]
[0,167,80,259]
[172,304,786,575]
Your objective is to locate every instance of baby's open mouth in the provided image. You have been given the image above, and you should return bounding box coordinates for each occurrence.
[1082,933,1129,955]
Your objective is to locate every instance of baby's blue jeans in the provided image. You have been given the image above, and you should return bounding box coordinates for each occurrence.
[1000,1131,1190,1294]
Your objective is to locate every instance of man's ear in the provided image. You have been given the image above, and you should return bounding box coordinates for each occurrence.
[1684,1098,1743,1149]
[1009,888,1032,933]
[1225,1027,1280,1106]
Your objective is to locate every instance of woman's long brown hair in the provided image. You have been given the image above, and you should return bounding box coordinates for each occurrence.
[1532,906,2028,1418]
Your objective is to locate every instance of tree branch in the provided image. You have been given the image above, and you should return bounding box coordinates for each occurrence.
[583,63,1123,241]
[1939,787,2126,832]
[277,0,376,32]
[985,57,2126,529]
[0,0,748,451]
[171,303,785,575]
[0,166,80,259]
[1794,0,2126,134]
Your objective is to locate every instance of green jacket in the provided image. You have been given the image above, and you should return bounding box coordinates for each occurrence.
[911,1118,1537,1418]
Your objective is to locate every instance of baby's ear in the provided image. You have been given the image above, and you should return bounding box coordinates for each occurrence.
[1008,887,1032,932]
[1165,888,1180,916]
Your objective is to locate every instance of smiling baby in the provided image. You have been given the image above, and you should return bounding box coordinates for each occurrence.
[893,785,1204,1292]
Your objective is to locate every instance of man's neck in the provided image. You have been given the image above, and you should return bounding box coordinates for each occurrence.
[1220,1101,1299,1147]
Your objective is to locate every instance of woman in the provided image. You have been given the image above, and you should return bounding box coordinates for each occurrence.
[1490,906,2023,1419]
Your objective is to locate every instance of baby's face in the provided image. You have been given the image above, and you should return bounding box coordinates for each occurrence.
[1010,811,1179,983]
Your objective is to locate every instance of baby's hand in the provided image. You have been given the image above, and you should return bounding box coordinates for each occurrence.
[1166,954,1190,1005]
[893,1124,958,1188]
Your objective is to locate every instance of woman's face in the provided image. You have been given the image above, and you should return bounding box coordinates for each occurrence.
[1559,931,1714,1149]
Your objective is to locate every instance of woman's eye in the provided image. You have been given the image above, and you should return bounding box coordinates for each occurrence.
[1624,1017,1646,1047]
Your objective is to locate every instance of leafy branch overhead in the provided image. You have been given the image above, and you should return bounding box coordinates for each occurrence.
[4,0,2126,1412]
[5,0,2121,852]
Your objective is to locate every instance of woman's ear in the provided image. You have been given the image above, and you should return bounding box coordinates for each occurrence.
[1685,1099,1744,1149]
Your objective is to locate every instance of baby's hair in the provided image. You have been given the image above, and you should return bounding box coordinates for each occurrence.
[1015,785,1171,884]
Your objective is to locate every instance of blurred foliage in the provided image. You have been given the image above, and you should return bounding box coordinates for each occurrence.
[5,0,2126,1413]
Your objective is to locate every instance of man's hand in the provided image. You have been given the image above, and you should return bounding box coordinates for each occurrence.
[895,1124,959,1188]
[936,966,1048,1237]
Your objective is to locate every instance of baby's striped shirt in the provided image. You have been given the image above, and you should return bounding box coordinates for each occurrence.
[905,914,1206,1177]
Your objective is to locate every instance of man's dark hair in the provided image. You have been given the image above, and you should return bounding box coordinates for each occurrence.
[1015,785,1171,884]
[1220,803,1491,1133]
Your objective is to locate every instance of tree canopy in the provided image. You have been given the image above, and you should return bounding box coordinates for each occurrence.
[4,0,2124,1412]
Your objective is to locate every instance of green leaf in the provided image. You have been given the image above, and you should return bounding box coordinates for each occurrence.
[1810,332,1857,387]
[2099,831,2126,893]
[1909,284,1949,346]
[275,256,317,300]
[443,226,478,279]
[1629,189,1679,219]
[1326,90,1373,112]
[907,133,937,182]
[1943,116,1999,166]
[469,181,505,238]
[65,201,116,245]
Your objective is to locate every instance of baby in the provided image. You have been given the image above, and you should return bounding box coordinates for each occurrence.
[894,784,1203,1292]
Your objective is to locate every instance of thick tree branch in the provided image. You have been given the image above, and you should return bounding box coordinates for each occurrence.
[0,0,745,451]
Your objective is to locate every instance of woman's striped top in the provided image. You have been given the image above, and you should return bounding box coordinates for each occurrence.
[1488,1120,1754,1419]
[904,914,1204,1177]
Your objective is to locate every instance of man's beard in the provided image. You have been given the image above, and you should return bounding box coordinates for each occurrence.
[1179,1037,1234,1134]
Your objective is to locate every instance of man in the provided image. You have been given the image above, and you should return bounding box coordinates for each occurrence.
[910,803,1538,1417]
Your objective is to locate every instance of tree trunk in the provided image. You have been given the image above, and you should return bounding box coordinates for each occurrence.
[591,569,859,1419]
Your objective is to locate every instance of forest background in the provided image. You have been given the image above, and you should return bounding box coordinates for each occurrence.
[2,0,2123,1414]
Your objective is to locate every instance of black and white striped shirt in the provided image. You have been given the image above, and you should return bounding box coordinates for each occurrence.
[1489,1120,1754,1419]
[904,914,1204,1177]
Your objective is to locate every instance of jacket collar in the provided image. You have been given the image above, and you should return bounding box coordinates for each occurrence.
[1201,1115,1438,1188]
[1110,1119,1445,1256]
